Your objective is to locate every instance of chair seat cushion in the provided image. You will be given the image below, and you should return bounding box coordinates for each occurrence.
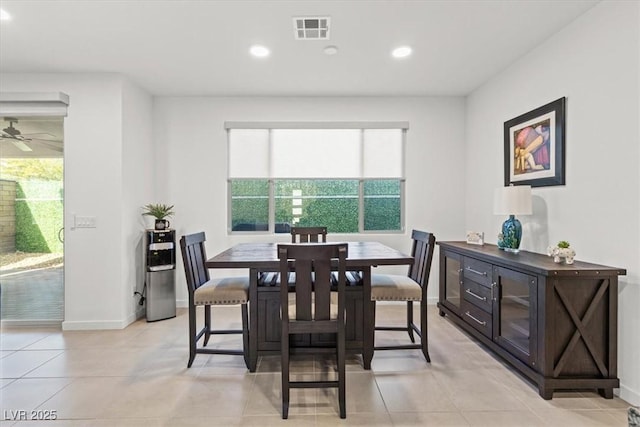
[194,276,249,305]
[370,274,422,301]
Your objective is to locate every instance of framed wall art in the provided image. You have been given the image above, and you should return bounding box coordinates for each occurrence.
[503,97,566,187]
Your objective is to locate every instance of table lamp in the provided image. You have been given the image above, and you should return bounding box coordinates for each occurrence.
[493,185,532,253]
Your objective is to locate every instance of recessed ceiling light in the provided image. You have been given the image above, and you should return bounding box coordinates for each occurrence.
[0,9,11,21]
[392,46,412,59]
[323,45,338,55]
[250,45,270,58]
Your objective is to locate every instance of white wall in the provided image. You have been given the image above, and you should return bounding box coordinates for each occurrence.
[121,79,154,323]
[0,73,155,329]
[465,1,640,405]
[153,96,467,306]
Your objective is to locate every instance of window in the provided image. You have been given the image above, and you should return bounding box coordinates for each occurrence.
[227,123,407,233]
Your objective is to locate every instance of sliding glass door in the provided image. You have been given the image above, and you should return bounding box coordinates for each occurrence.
[0,116,64,325]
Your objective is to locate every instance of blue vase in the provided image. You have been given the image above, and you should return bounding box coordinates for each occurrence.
[498,215,522,253]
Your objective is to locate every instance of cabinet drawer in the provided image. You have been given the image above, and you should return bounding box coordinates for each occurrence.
[462,300,492,339]
[463,257,492,287]
[463,279,492,313]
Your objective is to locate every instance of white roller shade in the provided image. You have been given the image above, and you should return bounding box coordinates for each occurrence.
[271,129,360,178]
[228,129,270,178]
[363,129,403,178]
[228,125,405,180]
[0,92,69,117]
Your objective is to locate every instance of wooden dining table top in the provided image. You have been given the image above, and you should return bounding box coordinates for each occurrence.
[205,241,414,269]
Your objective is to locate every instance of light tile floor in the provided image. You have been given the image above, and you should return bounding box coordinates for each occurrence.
[0,304,631,426]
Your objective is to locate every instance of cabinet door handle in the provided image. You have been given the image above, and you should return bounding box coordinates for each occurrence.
[465,311,487,326]
[466,267,488,277]
[465,288,487,301]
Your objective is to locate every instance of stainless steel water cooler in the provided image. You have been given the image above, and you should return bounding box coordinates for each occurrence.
[144,229,176,321]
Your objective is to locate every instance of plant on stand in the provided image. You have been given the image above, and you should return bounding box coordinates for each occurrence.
[142,203,174,230]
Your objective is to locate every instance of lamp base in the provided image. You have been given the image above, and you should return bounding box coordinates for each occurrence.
[501,247,520,254]
[497,215,522,252]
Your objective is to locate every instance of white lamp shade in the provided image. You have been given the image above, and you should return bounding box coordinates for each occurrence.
[493,185,532,215]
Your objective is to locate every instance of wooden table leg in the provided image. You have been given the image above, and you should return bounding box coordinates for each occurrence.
[539,384,553,400]
[249,268,259,372]
[362,267,373,370]
[598,388,614,399]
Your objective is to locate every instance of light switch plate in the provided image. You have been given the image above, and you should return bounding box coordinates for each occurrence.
[75,215,97,228]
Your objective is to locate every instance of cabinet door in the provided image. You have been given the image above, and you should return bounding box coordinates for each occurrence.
[439,250,463,315]
[492,266,537,367]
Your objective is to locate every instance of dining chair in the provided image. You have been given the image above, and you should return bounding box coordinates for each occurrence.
[291,226,363,287]
[260,226,330,286]
[370,229,436,362]
[278,243,348,419]
[290,226,327,243]
[179,232,250,368]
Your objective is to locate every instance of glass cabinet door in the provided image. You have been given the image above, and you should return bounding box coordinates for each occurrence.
[493,266,537,367]
[440,251,463,315]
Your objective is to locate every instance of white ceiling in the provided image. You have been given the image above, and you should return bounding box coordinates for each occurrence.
[0,0,599,97]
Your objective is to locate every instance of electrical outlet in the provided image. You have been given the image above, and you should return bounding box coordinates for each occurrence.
[75,215,97,228]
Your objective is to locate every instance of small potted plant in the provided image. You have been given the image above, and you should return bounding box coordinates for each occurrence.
[142,203,174,230]
[547,240,576,264]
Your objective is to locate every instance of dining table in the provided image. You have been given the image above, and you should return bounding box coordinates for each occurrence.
[205,241,414,372]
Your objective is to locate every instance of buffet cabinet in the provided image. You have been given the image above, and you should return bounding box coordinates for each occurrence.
[437,241,625,399]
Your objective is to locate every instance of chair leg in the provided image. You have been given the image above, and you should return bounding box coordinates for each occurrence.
[241,303,250,370]
[337,329,346,419]
[281,334,290,419]
[188,304,197,368]
[203,304,211,346]
[371,299,377,336]
[407,301,416,343]
[420,299,430,363]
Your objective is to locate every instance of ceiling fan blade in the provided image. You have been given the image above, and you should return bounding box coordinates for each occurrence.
[35,140,63,152]
[11,140,33,152]
[21,132,58,139]
[31,138,63,144]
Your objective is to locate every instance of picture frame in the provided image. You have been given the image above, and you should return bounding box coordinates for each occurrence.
[504,97,566,187]
[466,231,484,246]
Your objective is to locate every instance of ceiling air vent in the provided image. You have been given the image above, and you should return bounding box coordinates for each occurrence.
[293,16,330,40]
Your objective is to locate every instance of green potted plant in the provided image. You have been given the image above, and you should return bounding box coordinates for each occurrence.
[547,240,576,264]
[142,203,174,230]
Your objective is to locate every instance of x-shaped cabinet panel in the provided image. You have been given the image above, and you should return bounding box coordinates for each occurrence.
[554,279,610,377]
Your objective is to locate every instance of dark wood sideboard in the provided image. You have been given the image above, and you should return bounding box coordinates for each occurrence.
[437,241,626,399]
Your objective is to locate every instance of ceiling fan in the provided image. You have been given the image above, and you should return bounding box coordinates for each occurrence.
[0,118,63,152]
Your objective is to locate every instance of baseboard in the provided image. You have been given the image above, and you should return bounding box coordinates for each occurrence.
[619,382,640,406]
[61,319,128,330]
[1,319,61,328]
[124,311,140,327]
[135,306,146,320]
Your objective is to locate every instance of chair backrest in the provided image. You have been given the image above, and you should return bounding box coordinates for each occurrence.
[290,226,327,243]
[179,232,210,297]
[278,243,347,323]
[408,230,436,288]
